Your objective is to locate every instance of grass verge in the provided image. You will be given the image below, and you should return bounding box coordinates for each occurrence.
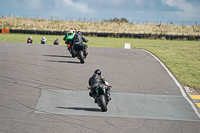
[0,33,200,92]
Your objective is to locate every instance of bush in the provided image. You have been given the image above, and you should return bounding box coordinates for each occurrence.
[188,36,196,41]
[154,36,158,40]
[114,34,120,38]
[103,17,129,23]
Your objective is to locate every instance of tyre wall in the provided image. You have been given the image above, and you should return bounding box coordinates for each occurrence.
[1,29,200,40]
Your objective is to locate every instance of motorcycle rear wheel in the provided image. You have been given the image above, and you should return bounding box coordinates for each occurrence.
[79,50,85,64]
[69,47,75,58]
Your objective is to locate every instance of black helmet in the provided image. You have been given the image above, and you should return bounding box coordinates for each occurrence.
[77,31,82,35]
[94,69,101,75]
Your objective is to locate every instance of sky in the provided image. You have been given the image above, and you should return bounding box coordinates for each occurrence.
[0,0,200,25]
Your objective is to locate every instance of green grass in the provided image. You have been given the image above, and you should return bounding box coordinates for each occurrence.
[0,33,200,92]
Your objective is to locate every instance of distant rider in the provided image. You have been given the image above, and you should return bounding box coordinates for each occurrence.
[41,37,47,44]
[28,36,32,40]
[63,28,75,41]
[88,69,111,103]
[54,38,59,45]
[73,31,88,55]
[63,28,75,48]
[27,36,33,43]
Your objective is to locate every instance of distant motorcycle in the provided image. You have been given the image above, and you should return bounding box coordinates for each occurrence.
[27,38,32,43]
[71,42,88,64]
[54,39,59,45]
[41,37,47,44]
[41,40,47,44]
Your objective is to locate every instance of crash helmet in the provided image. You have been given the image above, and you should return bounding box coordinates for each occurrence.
[94,69,101,75]
[42,37,45,39]
[29,36,32,38]
[77,31,82,35]
[71,28,75,33]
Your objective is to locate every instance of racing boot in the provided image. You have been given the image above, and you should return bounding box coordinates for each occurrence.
[107,94,111,102]
[89,91,94,97]
[89,91,97,103]
[93,95,97,103]
[107,91,111,102]
[94,98,97,103]
[83,48,88,56]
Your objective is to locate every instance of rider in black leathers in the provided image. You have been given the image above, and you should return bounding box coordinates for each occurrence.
[88,69,111,102]
[73,31,88,56]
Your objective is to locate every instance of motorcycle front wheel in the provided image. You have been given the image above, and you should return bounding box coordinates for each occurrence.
[99,94,107,112]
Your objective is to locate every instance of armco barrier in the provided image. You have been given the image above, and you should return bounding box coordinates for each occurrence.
[1,29,199,40]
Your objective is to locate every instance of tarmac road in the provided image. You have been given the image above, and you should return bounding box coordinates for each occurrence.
[0,42,200,133]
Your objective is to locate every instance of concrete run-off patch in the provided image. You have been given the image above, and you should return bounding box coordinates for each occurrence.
[35,89,200,122]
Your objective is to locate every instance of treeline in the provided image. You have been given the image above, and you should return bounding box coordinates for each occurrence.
[103,17,129,23]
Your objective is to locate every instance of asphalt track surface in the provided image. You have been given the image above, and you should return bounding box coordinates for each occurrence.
[0,42,200,133]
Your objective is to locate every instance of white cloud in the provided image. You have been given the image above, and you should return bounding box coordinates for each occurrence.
[109,0,124,3]
[1,0,199,23]
[54,0,96,16]
[135,0,144,5]
[161,0,193,11]
[2,0,42,10]
[161,0,200,21]
[23,0,43,10]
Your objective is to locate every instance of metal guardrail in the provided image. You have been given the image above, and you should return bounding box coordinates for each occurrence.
[1,29,200,40]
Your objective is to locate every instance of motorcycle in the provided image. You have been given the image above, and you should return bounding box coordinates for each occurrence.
[71,42,88,64]
[27,39,32,43]
[53,40,59,45]
[94,84,111,112]
[41,40,47,44]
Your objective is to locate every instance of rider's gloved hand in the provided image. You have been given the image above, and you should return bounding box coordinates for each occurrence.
[105,81,109,86]
[87,85,91,90]
[105,81,112,88]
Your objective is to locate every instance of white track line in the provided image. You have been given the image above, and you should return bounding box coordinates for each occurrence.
[143,49,200,118]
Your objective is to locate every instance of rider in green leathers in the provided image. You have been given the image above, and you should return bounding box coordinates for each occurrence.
[63,28,75,47]
[63,28,76,57]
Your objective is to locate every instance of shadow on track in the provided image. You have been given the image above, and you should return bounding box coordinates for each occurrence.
[57,107,101,112]
[43,55,72,58]
[47,60,80,64]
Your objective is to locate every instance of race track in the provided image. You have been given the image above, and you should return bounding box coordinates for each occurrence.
[0,42,200,133]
